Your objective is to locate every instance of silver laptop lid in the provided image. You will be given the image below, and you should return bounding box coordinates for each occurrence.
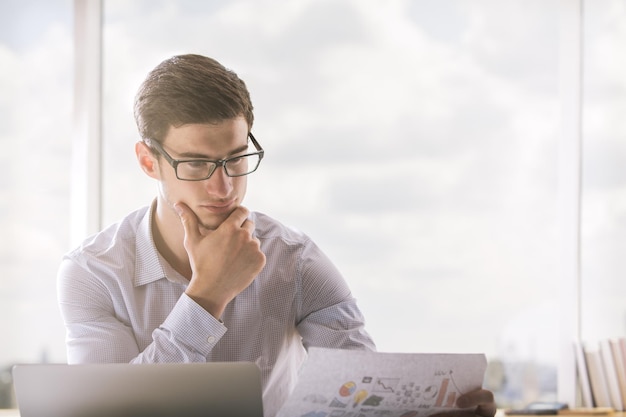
[12,362,263,417]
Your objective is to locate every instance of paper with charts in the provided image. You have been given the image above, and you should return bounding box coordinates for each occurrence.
[277,347,487,417]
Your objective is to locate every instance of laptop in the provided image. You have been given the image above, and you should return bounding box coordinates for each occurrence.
[12,362,264,417]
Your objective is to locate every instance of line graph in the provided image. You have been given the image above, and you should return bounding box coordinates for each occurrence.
[373,377,400,393]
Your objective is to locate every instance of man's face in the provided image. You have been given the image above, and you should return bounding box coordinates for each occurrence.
[156,117,251,230]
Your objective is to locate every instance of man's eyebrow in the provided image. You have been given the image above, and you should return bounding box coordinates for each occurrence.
[176,143,250,159]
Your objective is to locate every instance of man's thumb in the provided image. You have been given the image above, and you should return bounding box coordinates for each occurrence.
[173,202,199,241]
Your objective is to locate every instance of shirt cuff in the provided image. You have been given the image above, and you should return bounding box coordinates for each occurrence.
[161,293,227,357]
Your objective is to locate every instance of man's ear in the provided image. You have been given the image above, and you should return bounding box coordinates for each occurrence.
[135,141,160,179]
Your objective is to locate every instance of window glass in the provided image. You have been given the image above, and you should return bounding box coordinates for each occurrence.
[0,0,73,407]
[102,0,560,407]
[581,2,626,341]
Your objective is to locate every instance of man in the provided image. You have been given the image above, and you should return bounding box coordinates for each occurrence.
[57,54,495,417]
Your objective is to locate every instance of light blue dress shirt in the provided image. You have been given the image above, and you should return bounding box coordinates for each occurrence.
[57,201,376,417]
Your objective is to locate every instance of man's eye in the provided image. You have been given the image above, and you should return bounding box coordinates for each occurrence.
[228,157,245,166]
[187,161,208,169]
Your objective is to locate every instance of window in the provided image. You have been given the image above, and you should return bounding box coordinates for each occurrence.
[0,0,73,407]
[6,0,624,411]
[581,2,626,341]
[102,0,561,408]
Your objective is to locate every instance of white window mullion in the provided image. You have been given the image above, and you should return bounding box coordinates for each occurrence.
[71,0,103,245]
[557,0,583,406]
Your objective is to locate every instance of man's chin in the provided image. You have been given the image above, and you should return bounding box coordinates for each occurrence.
[198,213,230,231]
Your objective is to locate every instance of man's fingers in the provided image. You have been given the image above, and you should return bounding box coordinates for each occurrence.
[431,410,476,417]
[453,389,496,417]
[241,218,255,234]
[225,206,250,228]
[475,403,497,417]
[174,202,200,243]
[457,389,494,409]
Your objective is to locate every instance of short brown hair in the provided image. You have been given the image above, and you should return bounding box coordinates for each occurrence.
[134,54,254,143]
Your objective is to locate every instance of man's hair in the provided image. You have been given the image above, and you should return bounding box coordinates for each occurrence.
[134,54,254,143]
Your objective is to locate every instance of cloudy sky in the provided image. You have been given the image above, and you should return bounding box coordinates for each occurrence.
[2,0,626,405]
[102,0,566,358]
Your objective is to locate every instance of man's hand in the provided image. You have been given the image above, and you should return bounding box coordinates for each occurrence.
[432,389,496,417]
[175,203,266,318]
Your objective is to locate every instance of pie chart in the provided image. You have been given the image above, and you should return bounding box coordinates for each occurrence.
[339,381,357,397]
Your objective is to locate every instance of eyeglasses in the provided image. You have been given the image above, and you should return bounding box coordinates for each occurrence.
[145,133,264,181]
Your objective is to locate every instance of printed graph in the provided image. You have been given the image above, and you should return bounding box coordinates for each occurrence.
[373,377,400,393]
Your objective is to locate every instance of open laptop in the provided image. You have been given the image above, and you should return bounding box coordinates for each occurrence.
[12,362,264,417]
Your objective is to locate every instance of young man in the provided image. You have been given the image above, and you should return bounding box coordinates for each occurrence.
[57,54,495,417]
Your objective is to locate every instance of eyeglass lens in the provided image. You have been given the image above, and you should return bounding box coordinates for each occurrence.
[176,154,261,180]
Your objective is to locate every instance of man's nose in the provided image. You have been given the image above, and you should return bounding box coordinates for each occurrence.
[204,166,233,197]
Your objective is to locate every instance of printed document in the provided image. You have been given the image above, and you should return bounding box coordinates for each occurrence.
[277,347,487,417]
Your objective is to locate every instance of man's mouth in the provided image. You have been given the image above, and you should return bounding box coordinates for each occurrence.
[198,199,236,214]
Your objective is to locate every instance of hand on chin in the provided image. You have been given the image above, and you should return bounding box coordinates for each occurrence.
[196,208,238,233]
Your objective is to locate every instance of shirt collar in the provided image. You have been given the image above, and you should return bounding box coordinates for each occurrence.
[133,199,167,287]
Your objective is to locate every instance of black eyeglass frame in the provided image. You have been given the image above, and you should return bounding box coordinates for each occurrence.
[145,133,264,181]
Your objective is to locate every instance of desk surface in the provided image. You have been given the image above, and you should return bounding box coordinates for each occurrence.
[503,413,625,417]
[2,409,624,417]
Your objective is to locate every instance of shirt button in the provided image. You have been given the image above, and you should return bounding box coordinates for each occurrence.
[207,335,216,344]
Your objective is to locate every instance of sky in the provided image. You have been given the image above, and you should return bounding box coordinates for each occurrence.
[2,0,626,406]
[0,0,73,365]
